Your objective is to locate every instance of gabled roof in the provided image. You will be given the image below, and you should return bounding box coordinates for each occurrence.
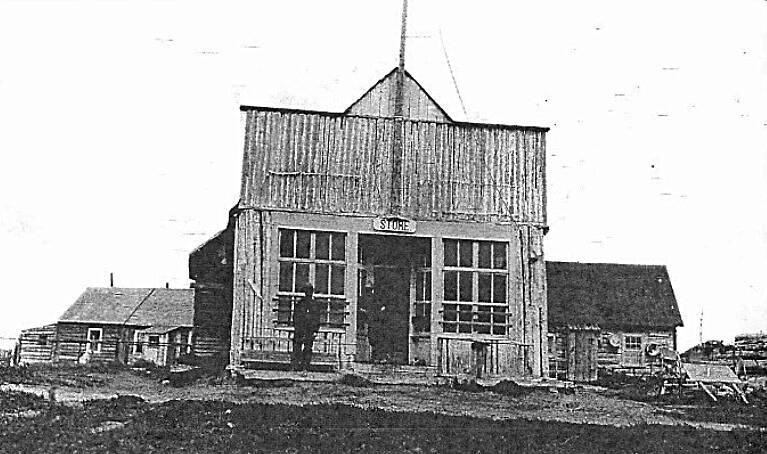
[344,67,452,122]
[124,288,194,328]
[59,287,194,328]
[60,288,153,324]
[546,261,683,330]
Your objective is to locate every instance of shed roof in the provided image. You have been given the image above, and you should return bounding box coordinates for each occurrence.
[59,287,194,328]
[546,261,683,330]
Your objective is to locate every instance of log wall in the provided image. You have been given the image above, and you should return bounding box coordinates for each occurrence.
[18,324,56,364]
[55,322,123,363]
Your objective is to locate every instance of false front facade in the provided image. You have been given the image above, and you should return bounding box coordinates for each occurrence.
[205,69,550,378]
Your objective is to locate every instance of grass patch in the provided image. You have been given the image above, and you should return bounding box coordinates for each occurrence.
[0,363,119,388]
[1,399,764,453]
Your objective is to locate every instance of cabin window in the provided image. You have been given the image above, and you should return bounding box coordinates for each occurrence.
[622,334,643,366]
[277,229,348,328]
[38,335,48,346]
[148,335,160,347]
[442,239,508,335]
[86,328,102,353]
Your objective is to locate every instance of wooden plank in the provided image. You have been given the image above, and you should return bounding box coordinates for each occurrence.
[729,383,749,404]
[699,382,718,402]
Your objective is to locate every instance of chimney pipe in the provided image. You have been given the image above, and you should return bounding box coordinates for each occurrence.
[165,282,169,289]
[110,273,114,287]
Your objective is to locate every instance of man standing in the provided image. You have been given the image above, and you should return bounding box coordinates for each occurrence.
[291,283,322,370]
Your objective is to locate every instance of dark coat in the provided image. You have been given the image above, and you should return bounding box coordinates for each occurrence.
[293,295,323,334]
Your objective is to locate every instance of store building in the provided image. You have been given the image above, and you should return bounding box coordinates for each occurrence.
[206,66,550,378]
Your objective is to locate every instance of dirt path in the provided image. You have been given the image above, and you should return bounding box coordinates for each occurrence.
[4,371,764,432]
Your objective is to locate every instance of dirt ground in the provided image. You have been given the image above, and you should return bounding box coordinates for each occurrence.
[3,368,765,430]
[1,365,766,453]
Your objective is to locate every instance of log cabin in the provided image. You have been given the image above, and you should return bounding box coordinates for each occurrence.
[16,324,57,365]
[55,287,194,366]
[546,261,683,382]
[191,66,551,379]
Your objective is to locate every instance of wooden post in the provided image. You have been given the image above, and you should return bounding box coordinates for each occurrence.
[390,0,408,214]
[430,236,443,369]
[395,0,407,117]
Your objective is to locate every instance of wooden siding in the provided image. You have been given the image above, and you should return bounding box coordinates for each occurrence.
[55,323,123,363]
[597,330,675,373]
[193,285,232,358]
[550,329,676,379]
[239,109,547,225]
[230,210,549,377]
[128,328,193,366]
[18,325,56,364]
[547,328,598,382]
[346,70,450,122]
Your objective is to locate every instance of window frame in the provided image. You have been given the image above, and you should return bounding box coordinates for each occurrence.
[441,239,509,336]
[621,334,644,367]
[86,327,103,353]
[276,228,348,330]
[413,267,432,334]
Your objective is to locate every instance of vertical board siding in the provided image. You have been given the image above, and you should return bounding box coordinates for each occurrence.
[241,109,546,224]
[347,72,450,123]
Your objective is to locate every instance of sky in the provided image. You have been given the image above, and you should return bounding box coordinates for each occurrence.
[0,0,765,352]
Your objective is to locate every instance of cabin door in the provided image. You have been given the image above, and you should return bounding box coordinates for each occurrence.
[566,330,598,382]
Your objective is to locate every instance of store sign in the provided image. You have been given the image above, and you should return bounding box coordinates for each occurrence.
[372,216,416,234]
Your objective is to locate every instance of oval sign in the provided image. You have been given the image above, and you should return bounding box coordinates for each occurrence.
[372,217,416,234]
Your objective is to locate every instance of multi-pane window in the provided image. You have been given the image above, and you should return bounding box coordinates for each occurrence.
[442,239,508,335]
[277,229,347,328]
[622,334,643,366]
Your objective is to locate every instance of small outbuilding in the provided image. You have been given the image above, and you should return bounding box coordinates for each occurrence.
[56,287,194,366]
[16,324,57,365]
[546,261,683,382]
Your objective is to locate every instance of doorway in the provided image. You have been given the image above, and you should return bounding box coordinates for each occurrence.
[357,234,430,364]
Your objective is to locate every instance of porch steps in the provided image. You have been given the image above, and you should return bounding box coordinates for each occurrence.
[347,363,444,385]
[237,369,338,385]
[240,351,338,373]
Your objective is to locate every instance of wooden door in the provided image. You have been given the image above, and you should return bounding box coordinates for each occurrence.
[567,330,598,382]
[369,267,410,364]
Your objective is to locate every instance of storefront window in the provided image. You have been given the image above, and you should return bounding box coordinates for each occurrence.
[277,229,347,329]
[278,229,345,296]
[442,239,508,335]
